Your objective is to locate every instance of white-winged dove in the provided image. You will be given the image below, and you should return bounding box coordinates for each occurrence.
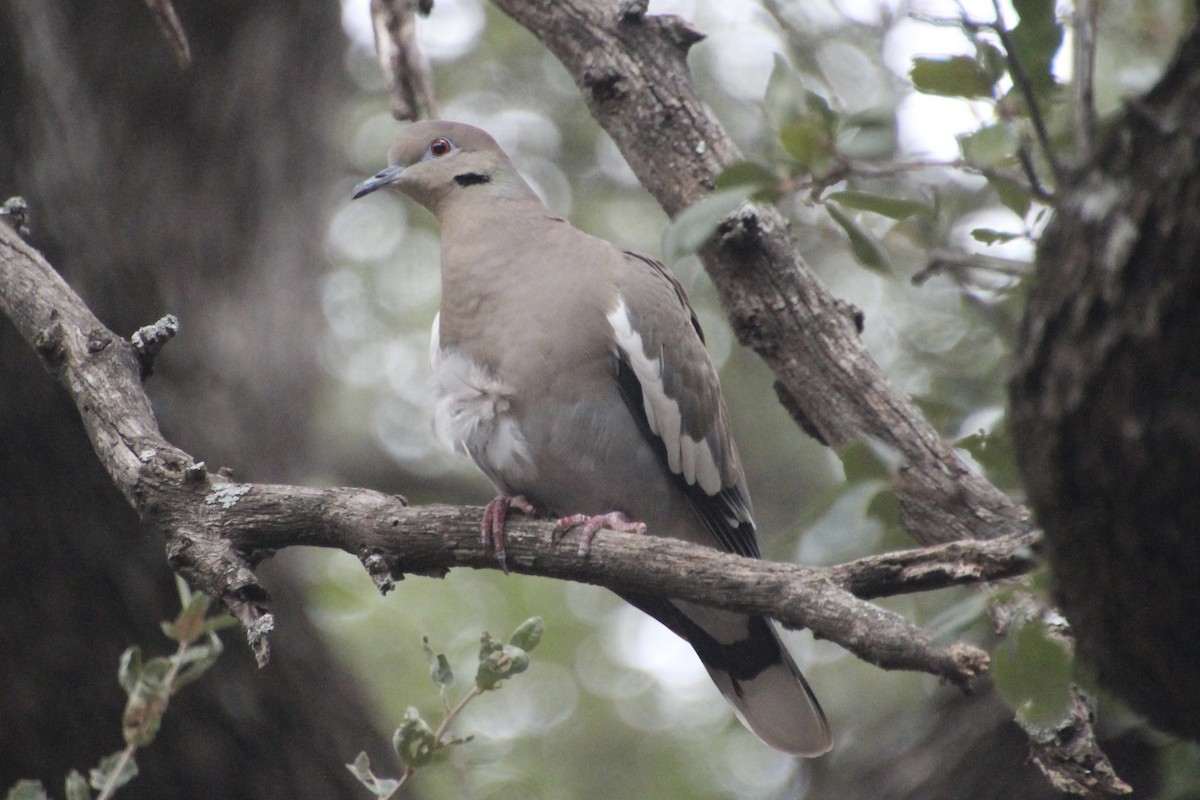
[353,120,832,756]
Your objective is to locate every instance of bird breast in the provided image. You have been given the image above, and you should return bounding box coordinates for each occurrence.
[430,335,537,493]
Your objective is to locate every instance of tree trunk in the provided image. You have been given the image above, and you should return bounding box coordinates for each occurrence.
[0,1,391,795]
[1010,20,1200,742]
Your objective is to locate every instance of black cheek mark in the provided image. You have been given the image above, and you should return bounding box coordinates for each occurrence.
[454,173,491,187]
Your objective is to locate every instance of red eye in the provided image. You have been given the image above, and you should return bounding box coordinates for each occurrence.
[429,137,453,157]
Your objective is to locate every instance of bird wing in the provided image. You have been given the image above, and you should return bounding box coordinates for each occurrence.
[606,250,759,559]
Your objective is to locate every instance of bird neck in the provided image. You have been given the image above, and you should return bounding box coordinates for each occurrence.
[435,196,547,354]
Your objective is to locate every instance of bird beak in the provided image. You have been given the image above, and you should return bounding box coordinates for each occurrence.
[352,165,405,199]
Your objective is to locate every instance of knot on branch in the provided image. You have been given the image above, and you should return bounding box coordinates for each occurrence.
[34,316,68,369]
[360,548,405,595]
[582,67,628,105]
[836,298,866,334]
[616,0,648,22]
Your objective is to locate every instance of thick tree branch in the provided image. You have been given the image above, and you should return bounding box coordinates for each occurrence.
[0,219,1029,687]
[489,0,1030,548]
[1010,18,1200,744]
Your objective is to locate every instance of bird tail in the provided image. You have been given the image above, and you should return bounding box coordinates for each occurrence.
[626,596,832,756]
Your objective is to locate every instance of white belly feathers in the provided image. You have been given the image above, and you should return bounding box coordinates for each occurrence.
[429,313,536,490]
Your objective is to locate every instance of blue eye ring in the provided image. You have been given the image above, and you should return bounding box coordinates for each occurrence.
[429,137,453,157]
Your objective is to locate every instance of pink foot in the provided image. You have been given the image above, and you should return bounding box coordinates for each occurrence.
[481,494,534,572]
[554,512,646,556]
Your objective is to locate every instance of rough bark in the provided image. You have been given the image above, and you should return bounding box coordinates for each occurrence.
[0,1,389,796]
[1010,20,1200,743]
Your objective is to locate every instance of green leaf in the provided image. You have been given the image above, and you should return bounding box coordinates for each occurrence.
[992,619,1074,728]
[122,692,165,747]
[976,41,1008,87]
[201,613,238,635]
[89,751,138,793]
[422,636,454,691]
[826,190,928,220]
[715,161,778,200]
[118,646,142,694]
[660,188,747,264]
[346,751,375,786]
[779,121,832,171]
[64,771,90,800]
[475,631,532,690]
[987,173,1032,217]
[509,617,544,653]
[970,228,1022,245]
[956,423,1021,488]
[170,590,213,644]
[959,123,1019,166]
[392,707,437,770]
[864,487,900,532]
[174,574,193,609]
[1010,0,1063,98]
[826,202,893,275]
[764,55,835,132]
[172,634,224,690]
[910,56,995,98]
[910,394,963,432]
[138,656,172,690]
[346,752,399,799]
[5,780,50,800]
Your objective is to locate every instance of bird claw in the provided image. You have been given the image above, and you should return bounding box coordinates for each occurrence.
[553,512,646,556]
[481,494,534,572]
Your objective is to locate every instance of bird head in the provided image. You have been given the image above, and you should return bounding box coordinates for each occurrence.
[352,120,536,214]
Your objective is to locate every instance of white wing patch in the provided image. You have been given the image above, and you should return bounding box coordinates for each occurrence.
[607,299,722,495]
[430,315,535,489]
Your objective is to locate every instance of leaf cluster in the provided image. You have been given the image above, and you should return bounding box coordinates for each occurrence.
[347,617,545,800]
[5,578,234,800]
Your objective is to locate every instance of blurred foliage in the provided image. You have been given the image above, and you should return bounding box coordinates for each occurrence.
[5,579,234,800]
[304,0,1200,797]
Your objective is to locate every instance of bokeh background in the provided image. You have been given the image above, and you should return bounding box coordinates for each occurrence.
[2,0,1196,798]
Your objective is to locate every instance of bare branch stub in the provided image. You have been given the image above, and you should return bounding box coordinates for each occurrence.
[130,314,179,378]
[368,0,438,120]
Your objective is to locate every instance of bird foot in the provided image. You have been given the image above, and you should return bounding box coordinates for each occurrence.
[553,512,646,556]
[481,494,534,572]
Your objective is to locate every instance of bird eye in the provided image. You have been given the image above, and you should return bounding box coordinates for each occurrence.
[429,137,453,157]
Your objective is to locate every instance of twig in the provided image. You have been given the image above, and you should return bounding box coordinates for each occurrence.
[95,744,137,800]
[1072,0,1098,162]
[988,0,1061,185]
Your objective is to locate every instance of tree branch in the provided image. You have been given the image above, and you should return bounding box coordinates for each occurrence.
[0,218,1029,687]
[368,0,438,120]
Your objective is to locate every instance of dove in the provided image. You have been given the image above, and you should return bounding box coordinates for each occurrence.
[353,120,831,755]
